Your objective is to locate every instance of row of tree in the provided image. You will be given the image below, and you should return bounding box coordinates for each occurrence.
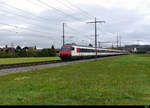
[0,45,56,58]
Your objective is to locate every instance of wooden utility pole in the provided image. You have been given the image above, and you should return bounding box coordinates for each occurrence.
[87,17,105,58]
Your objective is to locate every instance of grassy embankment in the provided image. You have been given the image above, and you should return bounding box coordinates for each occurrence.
[0,57,61,65]
[0,54,150,105]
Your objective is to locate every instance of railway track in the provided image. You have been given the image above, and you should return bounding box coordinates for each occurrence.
[0,55,126,70]
[0,60,62,70]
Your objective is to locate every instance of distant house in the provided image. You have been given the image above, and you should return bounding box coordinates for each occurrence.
[35,49,42,52]
[23,46,36,52]
[1,47,16,55]
[125,45,150,53]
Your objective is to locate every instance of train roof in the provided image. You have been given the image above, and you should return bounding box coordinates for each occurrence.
[63,44,127,52]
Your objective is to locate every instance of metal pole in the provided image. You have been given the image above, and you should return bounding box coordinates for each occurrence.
[63,23,65,46]
[98,41,101,48]
[87,18,106,58]
[112,42,114,49]
[120,35,122,49]
[117,32,119,49]
[95,17,97,58]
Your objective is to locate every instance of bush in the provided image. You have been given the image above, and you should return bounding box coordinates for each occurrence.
[37,48,56,57]
[49,48,56,57]
[0,45,57,58]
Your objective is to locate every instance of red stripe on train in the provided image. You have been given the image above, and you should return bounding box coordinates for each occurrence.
[63,46,72,47]
[77,48,79,53]
[60,51,72,55]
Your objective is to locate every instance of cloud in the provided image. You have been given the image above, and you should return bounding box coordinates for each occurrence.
[0,0,150,48]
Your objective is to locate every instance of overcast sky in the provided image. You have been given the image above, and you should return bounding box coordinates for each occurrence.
[0,0,150,48]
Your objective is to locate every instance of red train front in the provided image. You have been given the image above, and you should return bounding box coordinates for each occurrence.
[59,45,74,61]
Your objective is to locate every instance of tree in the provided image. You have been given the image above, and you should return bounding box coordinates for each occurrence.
[51,45,55,50]
[19,49,27,57]
[16,46,21,52]
[89,44,93,47]
[39,48,56,57]
[50,45,56,56]
[16,46,22,56]
[34,46,37,50]
[40,49,50,57]
[0,50,7,57]
[49,48,56,57]
[27,48,36,57]
[16,46,26,57]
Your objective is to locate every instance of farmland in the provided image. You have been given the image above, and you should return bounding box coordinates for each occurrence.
[0,57,61,65]
[0,54,150,105]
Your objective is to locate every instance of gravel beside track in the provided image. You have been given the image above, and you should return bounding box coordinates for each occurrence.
[0,60,61,70]
[0,55,125,76]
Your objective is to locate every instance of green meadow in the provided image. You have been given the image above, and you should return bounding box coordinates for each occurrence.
[0,57,61,65]
[0,54,150,105]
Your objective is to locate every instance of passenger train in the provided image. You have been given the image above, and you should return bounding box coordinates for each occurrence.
[59,44,129,61]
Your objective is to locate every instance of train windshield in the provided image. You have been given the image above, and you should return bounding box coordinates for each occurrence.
[61,47,74,51]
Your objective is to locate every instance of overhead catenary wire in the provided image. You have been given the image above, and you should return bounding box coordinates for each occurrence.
[0,0,68,27]
[61,23,93,45]
[37,0,86,22]
[0,5,58,31]
[65,0,94,19]
[54,0,92,19]
[1,0,91,26]
[27,0,85,22]
[0,23,58,40]
[26,0,94,40]
[63,0,114,23]
[54,0,78,12]
[0,22,56,36]
[0,1,54,23]
[1,0,97,35]
[65,23,101,44]
[66,25,87,35]
[65,25,90,38]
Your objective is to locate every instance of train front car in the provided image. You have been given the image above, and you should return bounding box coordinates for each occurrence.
[59,45,74,61]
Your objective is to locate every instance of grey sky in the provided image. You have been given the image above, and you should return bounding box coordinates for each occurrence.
[0,0,150,48]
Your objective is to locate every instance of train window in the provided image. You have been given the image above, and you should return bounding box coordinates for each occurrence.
[99,50,103,53]
[61,47,74,51]
[79,48,91,53]
[71,47,74,50]
[101,50,105,53]
[79,48,82,52]
[78,48,106,53]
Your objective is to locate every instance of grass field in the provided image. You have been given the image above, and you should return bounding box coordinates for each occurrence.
[0,54,150,105]
[0,57,61,65]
